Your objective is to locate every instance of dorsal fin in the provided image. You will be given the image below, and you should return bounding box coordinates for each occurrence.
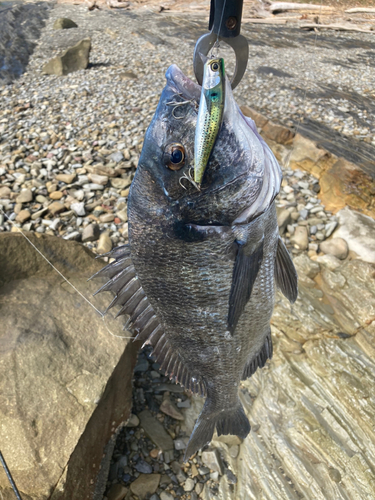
[91,244,206,397]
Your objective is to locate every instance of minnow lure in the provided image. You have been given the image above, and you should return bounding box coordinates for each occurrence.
[194,56,225,185]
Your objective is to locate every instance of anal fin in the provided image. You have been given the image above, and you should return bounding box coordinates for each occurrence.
[275,236,298,303]
[242,330,273,380]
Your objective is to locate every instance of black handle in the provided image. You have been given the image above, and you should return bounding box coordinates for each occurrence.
[208,0,244,38]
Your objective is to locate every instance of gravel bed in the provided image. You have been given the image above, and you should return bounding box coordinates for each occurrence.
[0,3,359,256]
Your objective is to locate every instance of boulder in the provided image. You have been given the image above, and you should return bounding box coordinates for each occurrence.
[53,18,78,30]
[334,207,375,263]
[0,233,138,500]
[319,158,375,218]
[42,39,91,76]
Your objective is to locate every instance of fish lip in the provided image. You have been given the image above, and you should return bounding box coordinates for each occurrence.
[165,64,201,103]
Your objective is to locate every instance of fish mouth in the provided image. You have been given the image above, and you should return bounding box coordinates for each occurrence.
[166,64,201,103]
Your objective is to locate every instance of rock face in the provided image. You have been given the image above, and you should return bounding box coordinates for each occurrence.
[42,38,91,76]
[0,233,138,500]
[185,254,375,500]
[319,158,375,219]
[334,207,375,264]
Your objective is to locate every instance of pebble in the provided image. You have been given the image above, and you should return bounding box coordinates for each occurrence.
[229,445,239,458]
[106,484,128,500]
[48,201,65,215]
[291,226,308,250]
[56,173,76,184]
[97,231,112,254]
[135,460,153,474]
[82,223,100,242]
[125,413,139,427]
[184,478,195,492]
[15,209,31,223]
[69,202,85,217]
[201,449,224,475]
[16,189,33,203]
[130,474,160,500]
[49,191,63,200]
[320,238,349,260]
[160,493,174,500]
[160,397,184,421]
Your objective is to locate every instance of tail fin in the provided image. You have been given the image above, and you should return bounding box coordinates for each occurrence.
[184,399,250,461]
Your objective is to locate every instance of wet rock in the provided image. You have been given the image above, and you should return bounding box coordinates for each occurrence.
[42,38,91,76]
[320,238,349,260]
[201,449,224,475]
[53,18,78,29]
[334,207,375,263]
[139,410,174,451]
[130,474,160,500]
[16,188,33,203]
[106,483,128,500]
[82,223,100,242]
[290,226,308,250]
[97,231,112,254]
[160,397,184,421]
[174,437,188,450]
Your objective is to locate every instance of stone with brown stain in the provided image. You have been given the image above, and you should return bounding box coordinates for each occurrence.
[289,133,336,178]
[319,158,375,218]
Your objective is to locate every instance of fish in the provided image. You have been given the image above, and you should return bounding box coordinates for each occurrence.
[92,64,298,460]
[194,56,225,185]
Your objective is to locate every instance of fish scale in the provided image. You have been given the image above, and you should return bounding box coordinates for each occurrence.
[94,64,298,459]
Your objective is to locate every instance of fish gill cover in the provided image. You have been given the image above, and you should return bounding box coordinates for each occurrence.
[92,62,298,459]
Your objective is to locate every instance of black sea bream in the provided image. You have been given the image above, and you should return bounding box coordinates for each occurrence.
[93,65,298,459]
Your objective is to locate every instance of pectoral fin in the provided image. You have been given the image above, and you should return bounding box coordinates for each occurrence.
[228,238,264,334]
[274,236,298,303]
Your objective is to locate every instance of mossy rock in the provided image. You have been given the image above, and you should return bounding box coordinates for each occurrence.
[53,17,78,30]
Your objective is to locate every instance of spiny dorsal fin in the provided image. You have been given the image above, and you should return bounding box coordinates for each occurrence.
[275,236,298,303]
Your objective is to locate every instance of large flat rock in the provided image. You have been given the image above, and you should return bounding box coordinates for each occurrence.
[0,233,138,500]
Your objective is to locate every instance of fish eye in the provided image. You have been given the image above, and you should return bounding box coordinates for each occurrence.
[211,62,219,71]
[164,143,185,171]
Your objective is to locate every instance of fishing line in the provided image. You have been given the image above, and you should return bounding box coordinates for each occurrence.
[285,1,323,170]
[0,207,133,340]
[0,450,22,500]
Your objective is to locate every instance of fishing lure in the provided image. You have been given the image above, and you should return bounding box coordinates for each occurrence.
[194,56,225,185]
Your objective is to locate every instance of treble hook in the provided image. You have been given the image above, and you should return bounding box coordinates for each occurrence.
[179,167,201,191]
[166,94,194,120]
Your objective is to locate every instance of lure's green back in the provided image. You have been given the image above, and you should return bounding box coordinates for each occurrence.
[194,57,225,185]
